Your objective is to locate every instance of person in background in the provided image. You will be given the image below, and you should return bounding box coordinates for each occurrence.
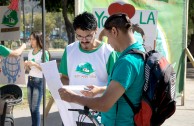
[98,29,108,43]
[24,31,50,126]
[58,13,145,126]
[59,11,118,125]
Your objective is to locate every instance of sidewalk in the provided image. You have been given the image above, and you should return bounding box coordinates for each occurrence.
[5,68,194,126]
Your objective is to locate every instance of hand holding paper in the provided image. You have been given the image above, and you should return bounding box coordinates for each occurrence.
[40,60,76,126]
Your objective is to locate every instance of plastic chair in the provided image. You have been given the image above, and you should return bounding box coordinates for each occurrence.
[0,100,7,126]
[0,84,23,126]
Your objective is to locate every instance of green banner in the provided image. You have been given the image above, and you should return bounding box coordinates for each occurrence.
[83,0,187,94]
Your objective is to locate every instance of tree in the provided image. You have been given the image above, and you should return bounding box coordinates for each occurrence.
[189,0,194,35]
[0,0,10,6]
[40,0,75,44]
[20,13,56,35]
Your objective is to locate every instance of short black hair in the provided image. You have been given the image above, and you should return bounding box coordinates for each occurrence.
[104,13,132,33]
[73,11,97,31]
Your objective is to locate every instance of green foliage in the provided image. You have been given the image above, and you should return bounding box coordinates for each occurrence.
[189,0,194,27]
[52,39,67,48]
[33,13,56,35]
[188,0,194,43]
[0,0,10,6]
[40,0,74,14]
[20,12,61,35]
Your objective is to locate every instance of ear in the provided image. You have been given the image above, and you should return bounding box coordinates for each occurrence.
[111,27,118,37]
[95,28,98,34]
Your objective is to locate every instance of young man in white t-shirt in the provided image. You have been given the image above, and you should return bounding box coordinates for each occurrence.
[59,11,118,125]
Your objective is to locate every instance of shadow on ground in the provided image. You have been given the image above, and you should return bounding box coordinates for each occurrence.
[5,112,62,126]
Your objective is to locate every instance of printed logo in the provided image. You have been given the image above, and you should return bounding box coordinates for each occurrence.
[2,9,18,27]
[31,58,35,62]
[2,57,21,83]
[1,0,20,33]
[76,62,95,75]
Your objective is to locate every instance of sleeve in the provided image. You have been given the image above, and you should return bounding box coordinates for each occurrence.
[0,45,11,57]
[41,51,50,62]
[45,51,50,62]
[111,60,136,90]
[59,48,68,76]
[106,51,119,75]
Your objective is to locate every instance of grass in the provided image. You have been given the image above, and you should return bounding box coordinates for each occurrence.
[0,84,52,109]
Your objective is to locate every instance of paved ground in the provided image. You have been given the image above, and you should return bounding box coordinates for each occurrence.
[4,67,194,126]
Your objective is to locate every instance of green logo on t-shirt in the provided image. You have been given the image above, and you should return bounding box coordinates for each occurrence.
[31,59,35,62]
[76,62,95,75]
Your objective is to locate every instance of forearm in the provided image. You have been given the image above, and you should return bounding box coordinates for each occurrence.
[60,74,69,85]
[73,81,124,112]
[99,86,107,94]
[32,62,42,71]
[10,44,26,56]
[73,95,108,112]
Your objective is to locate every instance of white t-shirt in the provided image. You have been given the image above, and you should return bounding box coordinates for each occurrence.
[28,50,49,78]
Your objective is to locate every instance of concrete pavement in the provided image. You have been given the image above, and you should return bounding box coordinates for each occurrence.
[4,67,194,126]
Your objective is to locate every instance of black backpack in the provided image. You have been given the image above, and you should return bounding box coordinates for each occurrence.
[123,49,176,126]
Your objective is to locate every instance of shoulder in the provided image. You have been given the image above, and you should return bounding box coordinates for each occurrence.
[66,41,79,49]
[28,50,33,54]
[0,45,9,50]
[101,43,115,56]
[0,45,3,49]
[65,41,79,52]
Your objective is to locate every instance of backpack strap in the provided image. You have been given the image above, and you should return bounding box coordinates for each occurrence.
[128,49,146,60]
[123,48,146,114]
[123,93,139,114]
[142,44,153,52]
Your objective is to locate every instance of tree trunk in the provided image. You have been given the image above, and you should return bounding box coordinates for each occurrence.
[61,0,75,44]
[188,34,194,57]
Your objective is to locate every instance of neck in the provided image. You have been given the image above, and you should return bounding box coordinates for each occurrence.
[33,47,40,53]
[81,39,101,51]
[117,34,136,52]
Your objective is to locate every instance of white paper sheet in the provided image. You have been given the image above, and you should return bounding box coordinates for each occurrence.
[40,60,76,126]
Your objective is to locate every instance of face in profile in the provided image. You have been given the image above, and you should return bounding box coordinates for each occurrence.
[75,28,96,50]
[104,29,119,51]
[29,35,37,49]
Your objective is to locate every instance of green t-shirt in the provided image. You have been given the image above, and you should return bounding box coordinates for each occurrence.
[0,45,11,57]
[101,42,145,126]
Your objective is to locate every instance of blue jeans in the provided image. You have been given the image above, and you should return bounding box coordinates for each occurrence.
[27,76,43,126]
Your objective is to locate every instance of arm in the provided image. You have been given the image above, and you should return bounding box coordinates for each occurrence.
[59,80,125,112]
[60,74,69,85]
[25,60,42,71]
[80,85,106,97]
[9,43,26,57]
[59,48,69,85]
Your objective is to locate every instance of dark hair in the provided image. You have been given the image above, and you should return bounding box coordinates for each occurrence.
[30,31,43,49]
[73,11,97,31]
[104,13,132,33]
[30,31,51,61]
